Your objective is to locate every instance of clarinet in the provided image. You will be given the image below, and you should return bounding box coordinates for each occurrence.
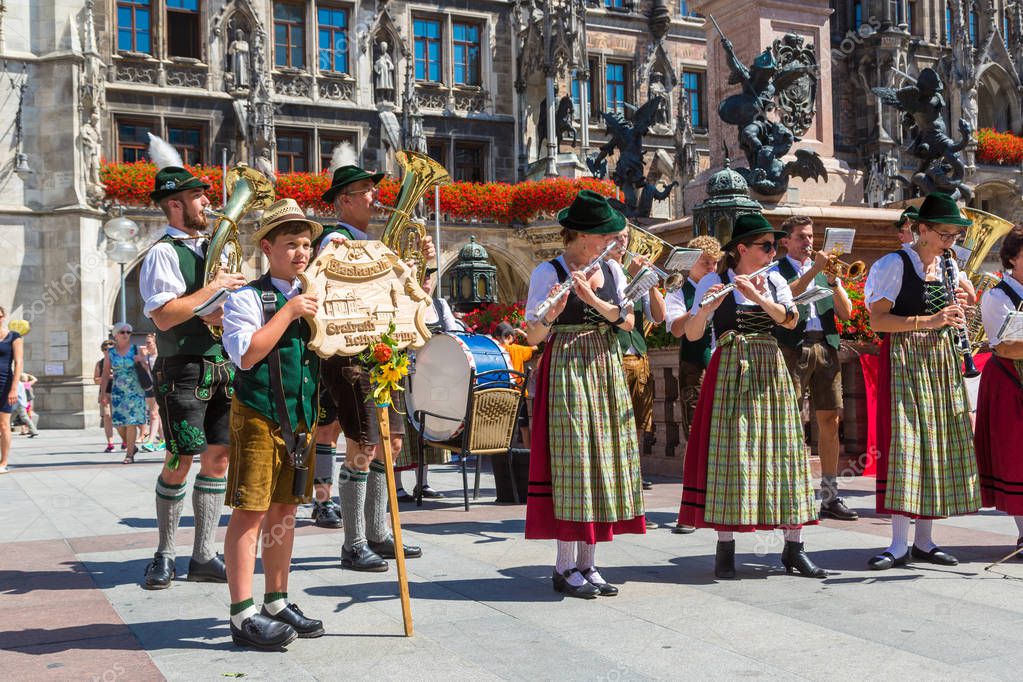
[941,249,981,378]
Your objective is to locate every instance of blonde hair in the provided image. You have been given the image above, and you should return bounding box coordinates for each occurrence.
[686,235,722,261]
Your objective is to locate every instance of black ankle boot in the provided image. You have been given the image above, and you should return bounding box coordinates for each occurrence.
[714,540,736,579]
[781,541,826,578]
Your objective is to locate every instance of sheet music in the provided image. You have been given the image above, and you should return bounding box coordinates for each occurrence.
[952,244,972,271]
[662,247,702,273]
[823,228,855,255]
[997,311,1023,343]
[793,287,834,306]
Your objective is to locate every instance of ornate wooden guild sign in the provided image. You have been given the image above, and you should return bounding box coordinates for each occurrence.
[300,240,432,357]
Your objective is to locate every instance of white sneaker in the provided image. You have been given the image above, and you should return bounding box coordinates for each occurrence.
[0,465,8,474]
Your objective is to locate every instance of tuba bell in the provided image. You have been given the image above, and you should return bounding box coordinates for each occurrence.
[202,163,276,339]
[622,224,687,291]
[378,151,451,283]
[958,207,1015,351]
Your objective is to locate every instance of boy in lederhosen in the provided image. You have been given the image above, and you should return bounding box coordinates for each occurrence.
[221,199,326,649]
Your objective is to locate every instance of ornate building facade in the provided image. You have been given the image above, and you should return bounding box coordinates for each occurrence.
[3,0,1022,425]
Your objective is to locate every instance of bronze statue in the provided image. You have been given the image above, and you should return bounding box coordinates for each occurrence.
[713,17,827,197]
[872,67,973,201]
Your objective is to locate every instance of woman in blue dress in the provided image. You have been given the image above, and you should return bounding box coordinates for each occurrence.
[0,306,24,474]
[101,323,147,463]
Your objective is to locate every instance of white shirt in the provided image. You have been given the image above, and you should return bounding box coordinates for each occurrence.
[525,256,627,322]
[316,221,370,257]
[139,226,207,317]
[665,276,699,331]
[981,274,1023,346]
[780,255,823,332]
[665,276,718,351]
[864,244,966,305]
[688,269,794,321]
[222,276,303,370]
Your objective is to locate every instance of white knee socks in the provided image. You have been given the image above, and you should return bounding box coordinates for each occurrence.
[886,514,911,557]
[555,540,586,586]
[913,518,936,552]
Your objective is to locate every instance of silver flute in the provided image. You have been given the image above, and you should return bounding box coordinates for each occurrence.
[699,263,776,306]
[535,242,617,321]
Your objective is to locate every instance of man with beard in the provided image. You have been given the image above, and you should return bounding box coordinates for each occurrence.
[138,151,247,589]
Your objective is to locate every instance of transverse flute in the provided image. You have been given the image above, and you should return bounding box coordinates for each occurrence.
[535,242,617,321]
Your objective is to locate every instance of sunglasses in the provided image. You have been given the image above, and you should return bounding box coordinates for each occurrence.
[749,241,777,253]
[117,330,132,335]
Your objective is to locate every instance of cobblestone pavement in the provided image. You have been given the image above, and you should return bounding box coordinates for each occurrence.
[1,429,1021,680]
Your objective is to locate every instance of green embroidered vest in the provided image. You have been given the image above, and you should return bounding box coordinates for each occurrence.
[678,279,713,368]
[773,257,840,350]
[616,297,648,355]
[154,235,224,359]
[232,276,320,431]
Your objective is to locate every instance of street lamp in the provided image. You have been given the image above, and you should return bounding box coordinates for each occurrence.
[103,207,140,325]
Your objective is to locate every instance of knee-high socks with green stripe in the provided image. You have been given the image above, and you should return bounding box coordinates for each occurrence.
[338,461,391,551]
[155,474,226,561]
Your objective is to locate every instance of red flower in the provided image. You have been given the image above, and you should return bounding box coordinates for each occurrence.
[373,343,392,363]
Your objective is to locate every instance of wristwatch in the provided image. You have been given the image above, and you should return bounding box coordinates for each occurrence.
[610,304,628,327]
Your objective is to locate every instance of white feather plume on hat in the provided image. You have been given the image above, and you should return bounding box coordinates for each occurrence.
[147,133,184,170]
[329,142,358,173]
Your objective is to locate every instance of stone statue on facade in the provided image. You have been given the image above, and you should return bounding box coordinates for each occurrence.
[80,112,104,201]
[648,71,671,129]
[375,41,396,101]
[872,67,973,201]
[253,145,277,185]
[586,97,667,218]
[227,28,251,91]
[713,20,827,197]
[674,88,698,186]
[402,55,428,154]
[537,95,578,148]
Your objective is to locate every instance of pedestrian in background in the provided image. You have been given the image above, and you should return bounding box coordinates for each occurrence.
[139,333,164,451]
[101,323,148,464]
[0,305,25,474]
[13,374,38,438]
[94,340,118,452]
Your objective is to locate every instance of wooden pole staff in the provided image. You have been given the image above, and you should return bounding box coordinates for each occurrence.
[377,403,414,636]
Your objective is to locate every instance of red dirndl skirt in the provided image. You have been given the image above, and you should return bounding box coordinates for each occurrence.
[524,340,646,543]
[975,356,1023,514]
[676,347,816,532]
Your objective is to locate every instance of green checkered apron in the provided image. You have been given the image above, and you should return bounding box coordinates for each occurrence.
[884,327,980,517]
[704,331,817,528]
[547,323,644,523]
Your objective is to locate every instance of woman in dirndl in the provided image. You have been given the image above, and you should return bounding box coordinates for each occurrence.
[864,192,981,570]
[975,225,1023,556]
[679,213,822,580]
[524,190,645,599]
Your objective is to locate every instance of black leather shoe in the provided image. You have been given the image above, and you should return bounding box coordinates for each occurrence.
[781,541,827,578]
[715,540,736,579]
[396,489,415,503]
[312,502,343,529]
[186,555,227,582]
[261,603,324,638]
[672,524,696,535]
[1016,538,1023,560]
[142,554,175,590]
[820,497,860,521]
[911,545,959,566]
[368,537,423,559]
[642,480,653,491]
[868,549,910,570]
[579,567,618,596]
[230,613,297,651]
[341,543,389,572]
[413,485,445,499]
[551,569,599,599]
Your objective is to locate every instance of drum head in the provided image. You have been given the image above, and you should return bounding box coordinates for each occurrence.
[408,334,472,441]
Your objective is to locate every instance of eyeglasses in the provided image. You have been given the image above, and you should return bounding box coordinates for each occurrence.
[931,229,961,243]
[343,187,376,196]
[749,241,777,253]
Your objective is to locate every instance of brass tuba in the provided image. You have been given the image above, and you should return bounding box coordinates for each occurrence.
[202,163,276,338]
[958,207,1015,351]
[623,224,686,291]
[378,151,450,283]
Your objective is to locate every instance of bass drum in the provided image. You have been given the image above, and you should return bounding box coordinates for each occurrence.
[407,332,513,441]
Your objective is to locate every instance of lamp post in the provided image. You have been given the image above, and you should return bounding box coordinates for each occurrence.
[103,208,140,325]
